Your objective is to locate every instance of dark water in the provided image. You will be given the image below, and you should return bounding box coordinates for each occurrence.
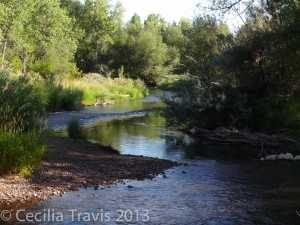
[8,91,300,225]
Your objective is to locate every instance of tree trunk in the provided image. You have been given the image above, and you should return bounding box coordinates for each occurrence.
[22,48,27,75]
[95,40,99,64]
[2,38,7,62]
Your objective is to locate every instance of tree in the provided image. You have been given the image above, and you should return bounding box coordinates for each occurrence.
[144,14,166,33]
[0,0,79,77]
[127,13,143,35]
[76,0,123,72]
[127,28,169,85]
[185,16,231,80]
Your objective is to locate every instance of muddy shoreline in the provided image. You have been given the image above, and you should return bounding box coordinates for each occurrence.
[0,136,180,210]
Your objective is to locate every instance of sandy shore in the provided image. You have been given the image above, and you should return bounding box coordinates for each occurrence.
[0,136,179,210]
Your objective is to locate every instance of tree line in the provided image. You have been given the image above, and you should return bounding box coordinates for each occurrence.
[0,0,232,85]
[165,0,300,135]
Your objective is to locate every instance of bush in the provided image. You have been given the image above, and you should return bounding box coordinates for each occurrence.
[67,118,84,140]
[0,69,46,176]
[0,129,45,176]
[248,96,300,135]
[46,81,83,112]
[0,69,46,131]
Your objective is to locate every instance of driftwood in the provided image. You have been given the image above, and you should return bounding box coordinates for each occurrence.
[191,127,300,149]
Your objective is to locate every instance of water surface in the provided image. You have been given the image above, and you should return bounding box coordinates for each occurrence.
[12,91,300,225]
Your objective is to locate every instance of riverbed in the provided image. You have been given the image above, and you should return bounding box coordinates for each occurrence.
[11,91,300,224]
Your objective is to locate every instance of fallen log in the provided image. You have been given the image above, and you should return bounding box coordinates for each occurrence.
[190,127,300,149]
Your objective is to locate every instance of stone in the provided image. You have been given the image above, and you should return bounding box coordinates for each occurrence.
[293,155,300,160]
[265,155,276,160]
[277,153,285,160]
[283,153,293,160]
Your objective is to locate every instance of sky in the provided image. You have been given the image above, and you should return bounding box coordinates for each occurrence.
[110,0,244,31]
[79,0,244,32]
[111,0,202,23]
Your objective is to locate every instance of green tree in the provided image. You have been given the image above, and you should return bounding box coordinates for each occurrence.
[144,14,166,33]
[76,0,123,72]
[186,16,231,80]
[0,0,79,77]
[127,28,169,85]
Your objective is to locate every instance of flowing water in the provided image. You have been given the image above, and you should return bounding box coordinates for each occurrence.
[11,91,300,224]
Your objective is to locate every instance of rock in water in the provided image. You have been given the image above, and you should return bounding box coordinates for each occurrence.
[190,128,196,135]
[284,153,293,160]
[294,155,300,160]
[277,153,285,160]
[265,155,276,160]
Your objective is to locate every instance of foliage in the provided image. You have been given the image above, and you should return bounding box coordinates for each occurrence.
[0,0,79,77]
[0,69,46,176]
[248,96,300,135]
[0,129,45,176]
[62,74,148,105]
[0,69,46,131]
[164,0,300,136]
[46,81,83,112]
[67,117,84,140]
[73,0,123,72]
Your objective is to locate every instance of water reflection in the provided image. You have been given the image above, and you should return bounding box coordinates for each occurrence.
[48,90,165,130]
[82,116,186,159]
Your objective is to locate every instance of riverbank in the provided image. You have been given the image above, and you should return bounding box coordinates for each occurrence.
[0,136,179,210]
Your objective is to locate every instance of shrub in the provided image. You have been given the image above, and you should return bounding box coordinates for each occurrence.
[46,81,83,112]
[67,118,84,140]
[0,69,46,131]
[0,69,46,176]
[248,95,300,135]
[0,129,45,176]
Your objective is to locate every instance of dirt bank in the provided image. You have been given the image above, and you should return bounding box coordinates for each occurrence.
[0,136,179,210]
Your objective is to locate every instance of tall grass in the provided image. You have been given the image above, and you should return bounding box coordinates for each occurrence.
[62,73,148,105]
[67,118,84,140]
[0,129,45,176]
[46,82,83,112]
[0,69,46,176]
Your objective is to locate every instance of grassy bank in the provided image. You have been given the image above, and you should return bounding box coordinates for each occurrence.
[62,73,148,106]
